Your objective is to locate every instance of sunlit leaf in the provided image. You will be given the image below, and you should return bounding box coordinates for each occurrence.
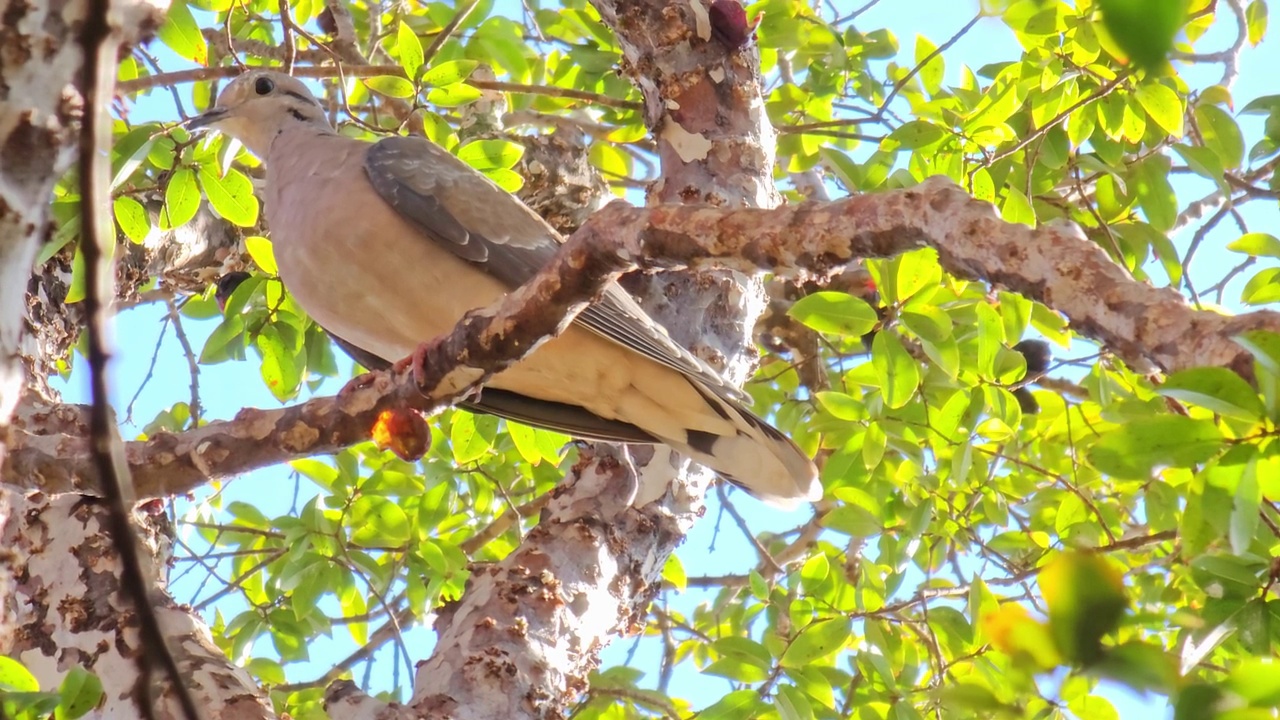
[397,21,424,81]
[1089,416,1224,478]
[788,292,878,337]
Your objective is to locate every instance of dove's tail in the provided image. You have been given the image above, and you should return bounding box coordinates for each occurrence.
[615,373,822,509]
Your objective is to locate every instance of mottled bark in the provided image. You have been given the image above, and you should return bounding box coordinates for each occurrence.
[0,0,167,458]
[408,448,670,717]
[0,492,275,719]
[598,0,776,381]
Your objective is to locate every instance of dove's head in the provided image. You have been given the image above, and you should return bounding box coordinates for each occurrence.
[188,70,331,158]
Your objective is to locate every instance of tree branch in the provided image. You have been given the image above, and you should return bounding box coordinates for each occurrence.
[6,178,1275,496]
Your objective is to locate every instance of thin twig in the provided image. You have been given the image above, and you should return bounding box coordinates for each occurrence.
[165,297,201,426]
[118,64,643,110]
[421,0,477,68]
[124,314,170,425]
[79,3,203,719]
[277,0,296,73]
[715,483,783,574]
[873,13,982,121]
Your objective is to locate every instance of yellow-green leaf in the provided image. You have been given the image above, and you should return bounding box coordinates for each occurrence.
[364,75,415,99]
[780,618,852,668]
[349,496,411,547]
[161,167,200,230]
[244,235,277,275]
[422,59,479,87]
[113,196,150,244]
[428,82,483,107]
[457,139,525,170]
[397,21,424,81]
[788,292,878,337]
[157,0,207,64]
[56,666,103,720]
[1135,83,1184,137]
[198,165,259,227]
[871,331,919,409]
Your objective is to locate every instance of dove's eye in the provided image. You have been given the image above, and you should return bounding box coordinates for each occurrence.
[254,77,275,96]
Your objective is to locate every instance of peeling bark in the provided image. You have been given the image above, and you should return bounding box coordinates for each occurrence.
[0,492,275,719]
[406,448,684,719]
[0,0,168,463]
[595,0,776,381]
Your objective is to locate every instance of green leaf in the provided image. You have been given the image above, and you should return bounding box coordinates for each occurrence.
[470,18,530,79]
[819,147,862,190]
[698,689,763,720]
[245,657,287,686]
[1196,104,1245,169]
[113,196,150,244]
[1158,366,1266,420]
[427,82,484,107]
[780,617,852,668]
[199,315,245,364]
[55,667,102,720]
[244,236,278,275]
[422,59,480,86]
[1040,552,1128,664]
[885,120,945,150]
[1246,0,1268,45]
[457,139,525,171]
[1235,330,1280,377]
[156,0,208,64]
[256,324,300,402]
[822,504,881,537]
[589,141,630,178]
[914,34,943,96]
[0,656,39,692]
[1000,187,1035,227]
[397,21,424,81]
[1230,456,1261,555]
[111,126,158,190]
[661,553,686,591]
[1132,155,1177,232]
[775,684,815,720]
[1227,232,1280,258]
[198,166,259,227]
[1241,267,1280,305]
[507,421,541,465]
[350,496,411,547]
[1172,144,1225,188]
[364,75,416,99]
[1088,416,1224,479]
[709,637,773,672]
[787,292,878,337]
[1227,658,1280,705]
[890,248,941,304]
[482,168,525,192]
[450,412,492,465]
[1097,0,1188,69]
[1134,83,1184,137]
[161,167,200,230]
[974,301,1003,378]
[871,331,919,409]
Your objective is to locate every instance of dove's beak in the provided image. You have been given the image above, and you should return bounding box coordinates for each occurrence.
[186,107,230,131]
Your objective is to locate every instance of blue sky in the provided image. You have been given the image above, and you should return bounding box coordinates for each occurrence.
[51,0,1280,716]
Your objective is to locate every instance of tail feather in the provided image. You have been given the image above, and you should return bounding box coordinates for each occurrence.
[667,383,822,509]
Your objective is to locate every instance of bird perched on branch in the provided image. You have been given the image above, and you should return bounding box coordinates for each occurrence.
[189,70,821,508]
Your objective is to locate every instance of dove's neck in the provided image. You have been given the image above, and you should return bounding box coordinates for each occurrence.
[261,116,338,164]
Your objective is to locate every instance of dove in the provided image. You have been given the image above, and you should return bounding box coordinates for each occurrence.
[189,70,821,507]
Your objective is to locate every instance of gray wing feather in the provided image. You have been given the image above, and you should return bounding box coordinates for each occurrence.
[363,136,748,403]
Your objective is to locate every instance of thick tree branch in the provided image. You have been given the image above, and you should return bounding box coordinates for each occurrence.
[5,178,1273,496]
